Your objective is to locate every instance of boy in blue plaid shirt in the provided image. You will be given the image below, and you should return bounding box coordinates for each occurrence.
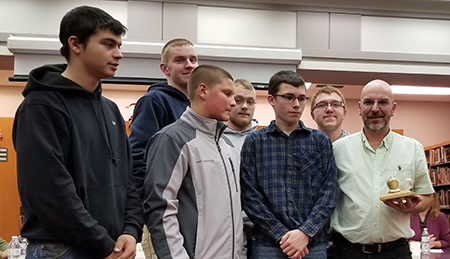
[240,70,337,259]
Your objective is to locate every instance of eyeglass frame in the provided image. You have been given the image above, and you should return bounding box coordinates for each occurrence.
[272,94,309,104]
[313,100,345,111]
[360,98,392,108]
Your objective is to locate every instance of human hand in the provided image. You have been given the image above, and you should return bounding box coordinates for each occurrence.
[383,195,422,213]
[429,234,436,248]
[1,250,7,259]
[280,229,309,259]
[103,234,137,259]
[115,234,137,259]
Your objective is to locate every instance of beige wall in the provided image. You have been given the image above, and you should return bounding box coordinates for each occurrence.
[4,65,446,149]
[2,78,449,148]
[253,96,450,147]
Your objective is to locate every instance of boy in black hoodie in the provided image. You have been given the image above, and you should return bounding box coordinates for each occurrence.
[12,6,143,259]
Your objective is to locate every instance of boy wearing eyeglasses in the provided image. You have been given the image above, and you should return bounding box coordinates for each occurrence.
[240,70,338,259]
[310,85,349,142]
[224,79,259,151]
[224,79,259,258]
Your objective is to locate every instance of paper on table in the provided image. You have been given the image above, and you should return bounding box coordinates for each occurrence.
[410,241,420,256]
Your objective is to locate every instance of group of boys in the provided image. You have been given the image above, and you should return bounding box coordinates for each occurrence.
[12,5,434,259]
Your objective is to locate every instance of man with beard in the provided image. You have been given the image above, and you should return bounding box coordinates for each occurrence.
[310,85,349,142]
[330,79,434,259]
[224,79,259,258]
[224,79,259,151]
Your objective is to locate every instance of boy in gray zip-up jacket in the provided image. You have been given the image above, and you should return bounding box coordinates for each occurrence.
[144,65,246,259]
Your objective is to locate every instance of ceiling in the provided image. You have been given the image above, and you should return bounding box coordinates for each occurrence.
[300,69,450,102]
[3,1,450,102]
[145,0,450,18]
[145,0,450,102]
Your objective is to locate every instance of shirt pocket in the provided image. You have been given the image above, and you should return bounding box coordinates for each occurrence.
[389,164,414,191]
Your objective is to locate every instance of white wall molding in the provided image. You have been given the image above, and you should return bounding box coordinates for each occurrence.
[7,36,302,83]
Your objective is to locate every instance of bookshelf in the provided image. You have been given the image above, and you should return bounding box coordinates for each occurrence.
[424,141,450,226]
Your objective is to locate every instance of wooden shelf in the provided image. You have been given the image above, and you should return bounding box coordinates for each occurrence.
[430,161,450,167]
[433,184,450,188]
[425,140,450,151]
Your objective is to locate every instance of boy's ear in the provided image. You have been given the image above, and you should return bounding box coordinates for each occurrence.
[197,83,208,100]
[160,62,169,76]
[67,35,82,55]
[267,94,275,107]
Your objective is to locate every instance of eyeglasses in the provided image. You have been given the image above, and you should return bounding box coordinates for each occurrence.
[272,94,308,104]
[313,101,344,110]
[361,99,391,107]
[235,98,256,107]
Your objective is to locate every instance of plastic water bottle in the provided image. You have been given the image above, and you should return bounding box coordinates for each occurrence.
[7,236,21,259]
[421,227,430,255]
[18,236,27,259]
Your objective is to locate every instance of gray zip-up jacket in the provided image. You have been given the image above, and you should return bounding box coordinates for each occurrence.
[144,107,246,259]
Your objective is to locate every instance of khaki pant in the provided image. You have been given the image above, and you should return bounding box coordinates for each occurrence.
[141,225,157,259]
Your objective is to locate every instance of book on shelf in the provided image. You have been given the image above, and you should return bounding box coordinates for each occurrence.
[430,166,450,185]
[438,189,450,207]
[429,146,450,165]
[430,168,438,185]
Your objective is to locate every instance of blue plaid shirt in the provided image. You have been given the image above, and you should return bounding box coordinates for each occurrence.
[240,120,337,247]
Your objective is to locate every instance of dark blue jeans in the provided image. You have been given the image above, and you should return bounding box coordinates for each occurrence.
[26,242,97,259]
[252,241,327,259]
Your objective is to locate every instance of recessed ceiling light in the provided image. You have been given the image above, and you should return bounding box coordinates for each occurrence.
[391,85,450,95]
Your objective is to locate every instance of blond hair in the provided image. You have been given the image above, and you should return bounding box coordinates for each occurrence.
[310,85,346,111]
[161,38,194,64]
[234,79,254,91]
[429,192,441,220]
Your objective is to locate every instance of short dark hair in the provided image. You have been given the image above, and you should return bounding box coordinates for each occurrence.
[188,65,233,101]
[268,70,305,95]
[59,6,127,61]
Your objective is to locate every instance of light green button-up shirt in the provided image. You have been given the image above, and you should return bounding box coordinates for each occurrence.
[331,129,434,244]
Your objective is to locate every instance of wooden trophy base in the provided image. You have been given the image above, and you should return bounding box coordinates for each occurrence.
[379,190,418,201]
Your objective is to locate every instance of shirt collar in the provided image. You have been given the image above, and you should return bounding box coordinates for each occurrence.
[266,120,311,136]
[361,128,393,151]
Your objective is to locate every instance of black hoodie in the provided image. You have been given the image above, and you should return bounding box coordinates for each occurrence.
[12,64,143,258]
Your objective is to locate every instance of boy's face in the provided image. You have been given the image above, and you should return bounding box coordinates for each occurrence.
[205,78,236,121]
[79,29,123,80]
[311,92,346,131]
[161,45,198,89]
[228,85,257,130]
[268,83,306,127]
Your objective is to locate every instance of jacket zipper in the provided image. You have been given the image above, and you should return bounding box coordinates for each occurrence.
[216,139,236,258]
[228,156,239,192]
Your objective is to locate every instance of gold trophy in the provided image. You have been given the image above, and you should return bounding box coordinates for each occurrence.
[379,176,418,201]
